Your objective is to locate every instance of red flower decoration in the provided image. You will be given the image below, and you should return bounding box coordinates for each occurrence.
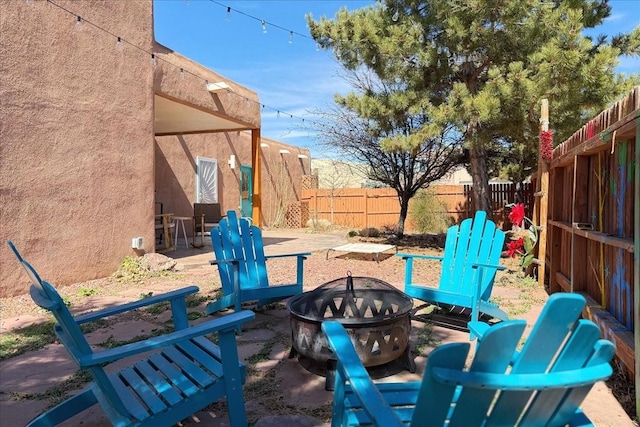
[509,203,525,227]
[506,237,524,258]
[540,130,553,161]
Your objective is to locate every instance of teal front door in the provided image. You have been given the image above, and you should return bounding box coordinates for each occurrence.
[240,165,252,217]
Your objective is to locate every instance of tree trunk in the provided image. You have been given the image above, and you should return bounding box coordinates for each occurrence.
[397,195,409,238]
[469,143,493,217]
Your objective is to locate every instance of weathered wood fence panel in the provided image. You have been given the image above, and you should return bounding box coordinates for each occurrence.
[303,188,399,229]
[546,86,638,380]
[463,182,534,227]
[301,183,533,231]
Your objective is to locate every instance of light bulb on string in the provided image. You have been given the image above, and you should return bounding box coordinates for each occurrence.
[289,31,293,44]
[371,55,377,64]
[115,36,123,51]
[315,42,320,51]
[225,6,231,21]
[261,20,267,33]
[75,15,83,30]
[151,53,156,67]
[277,110,281,118]
[180,68,185,79]
[392,2,400,22]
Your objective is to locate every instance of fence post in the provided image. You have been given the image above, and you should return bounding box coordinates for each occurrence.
[535,99,550,287]
[314,191,319,223]
[364,189,368,228]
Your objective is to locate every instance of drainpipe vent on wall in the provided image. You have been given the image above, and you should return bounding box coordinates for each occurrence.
[132,237,144,250]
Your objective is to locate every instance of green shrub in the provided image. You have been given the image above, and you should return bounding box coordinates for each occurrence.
[77,287,97,297]
[305,218,332,231]
[410,189,452,234]
[381,224,398,235]
[114,256,152,283]
[347,230,358,237]
[359,227,380,238]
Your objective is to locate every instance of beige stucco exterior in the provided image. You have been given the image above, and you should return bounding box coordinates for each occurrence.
[258,136,311,226]
[155,132,310,228]
[0,0,310,298]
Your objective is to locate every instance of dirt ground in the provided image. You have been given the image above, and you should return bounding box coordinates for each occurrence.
[1,230,637,425]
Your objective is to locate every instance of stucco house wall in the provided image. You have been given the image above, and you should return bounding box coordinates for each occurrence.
[152,47,261,222]
[0,1,310,298]
[152,50,310,227]
[155,132,310,228]
[258,137,311,227]
[1,1,155,298]
[153,48,261,131]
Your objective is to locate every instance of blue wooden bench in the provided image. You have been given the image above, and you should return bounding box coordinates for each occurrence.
[8,241,254,427]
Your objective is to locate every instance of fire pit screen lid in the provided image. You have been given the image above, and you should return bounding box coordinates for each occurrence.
[287,273,413,324]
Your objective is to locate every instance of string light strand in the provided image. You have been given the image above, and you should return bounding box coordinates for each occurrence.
[42,0,323,130]
[209,1,314,43]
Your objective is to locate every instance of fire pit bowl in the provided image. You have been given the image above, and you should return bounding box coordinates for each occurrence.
[287,274,415,387]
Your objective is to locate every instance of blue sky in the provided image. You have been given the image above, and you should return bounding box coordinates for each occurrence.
[154,0,639,155]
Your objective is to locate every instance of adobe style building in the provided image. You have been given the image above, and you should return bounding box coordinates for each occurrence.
[0,1,310,297]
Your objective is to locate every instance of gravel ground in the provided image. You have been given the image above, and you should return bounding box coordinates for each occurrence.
[0,233,636,424]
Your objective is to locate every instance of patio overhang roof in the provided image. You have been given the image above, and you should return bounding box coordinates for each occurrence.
[154,94,253,136]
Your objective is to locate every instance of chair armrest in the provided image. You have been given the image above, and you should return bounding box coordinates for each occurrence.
[396,253,444,285]
[264,252,311,260]
[432,362,612,390]
[396,253,444,262]
[77,310,255,368]
[73,286,200,325]
[322,321,403,426]
[467,321,491,340]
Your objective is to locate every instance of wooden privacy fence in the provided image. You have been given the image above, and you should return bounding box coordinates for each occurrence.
[297,183,533,231]
[545,87,638,381]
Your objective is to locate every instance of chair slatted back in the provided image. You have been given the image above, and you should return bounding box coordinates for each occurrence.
[439,211,505,301]
[412,293,615,427]
[9,242,92,356]
[194,203,223,229]
[211,211,269,296]
[7,242,131,418]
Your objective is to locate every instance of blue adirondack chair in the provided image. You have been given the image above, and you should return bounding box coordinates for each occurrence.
[396,210,508,335]
[8,241,254,427]
[323,292,615,427]
[206,210,311,314]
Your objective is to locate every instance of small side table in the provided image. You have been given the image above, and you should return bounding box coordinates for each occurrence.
[172,216,191,249]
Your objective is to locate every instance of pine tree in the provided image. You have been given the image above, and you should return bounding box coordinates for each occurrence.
[308,0,639,216]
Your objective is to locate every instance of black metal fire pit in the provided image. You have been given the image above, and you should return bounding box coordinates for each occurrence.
[287,273,415,389]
